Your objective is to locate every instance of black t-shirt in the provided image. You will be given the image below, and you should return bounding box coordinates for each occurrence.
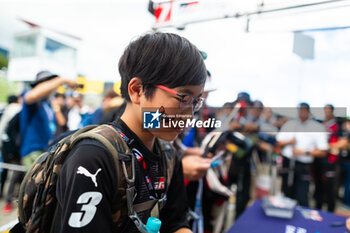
[54,119,189,233]
[54,106,69,138]
[342,128,350,162]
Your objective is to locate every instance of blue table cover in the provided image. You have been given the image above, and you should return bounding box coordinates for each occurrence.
[227,200,348,233]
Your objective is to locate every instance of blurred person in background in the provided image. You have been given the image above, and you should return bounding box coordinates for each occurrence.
[246,100,278,162]
[82,88,124,126]
[245,100,263,131]
[339,119,350,208]
[181,147,211,182]
[261,107,288,130]
[226,92,256,219]
[99,81,127,124]
[66,92,90,130]
[313,104,346,211]
[0,95,21,200]
[216,102,233,123]
[259,106,279,134]
[66,92,82,130]
[90,89,119,125]
[0,71,78,213]
[99,101,127,124]
[51,93,69,138]
[0,95,21,139]
[277,103,328,207]
[20,71,78,171]
[228,92,252,131]
[256,106,279,171]
[261,107,275,125]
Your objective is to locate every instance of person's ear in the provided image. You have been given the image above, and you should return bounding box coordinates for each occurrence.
[128,77,143,104]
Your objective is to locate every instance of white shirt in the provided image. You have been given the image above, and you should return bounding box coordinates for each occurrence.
[276,118,328,163]
[0,103,21,146]
[67,106,82,131]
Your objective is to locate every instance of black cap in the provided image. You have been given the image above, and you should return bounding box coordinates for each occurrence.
[236,92,252,105]
[252,100,264,109]
[30,71,58,88]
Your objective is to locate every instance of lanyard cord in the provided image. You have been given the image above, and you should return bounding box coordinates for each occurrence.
[114,124,167,200]
[192,179,204,233]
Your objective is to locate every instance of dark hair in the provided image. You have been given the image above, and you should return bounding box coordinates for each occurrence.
[54,93,66,99]
[119,32,207,102]
[252,100,264,109]
[235,92,252,105]
[298,102,310,111]
[7,95,18,104]
[325,104,334,111]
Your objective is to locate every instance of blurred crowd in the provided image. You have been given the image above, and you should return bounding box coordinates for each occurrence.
[0,70,350,233]
[176,87,350,232]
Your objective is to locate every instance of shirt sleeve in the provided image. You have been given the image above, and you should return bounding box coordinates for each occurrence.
[55,139,118,233]
[276,121,295,142]
[315,131,329,151]
[159,153,190,233]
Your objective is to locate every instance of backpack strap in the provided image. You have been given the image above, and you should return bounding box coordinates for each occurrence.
[156,138,176,193]
[133,199,158,213]
[65,124,99,144]
[149,138,177,218]
[70,124,130,189]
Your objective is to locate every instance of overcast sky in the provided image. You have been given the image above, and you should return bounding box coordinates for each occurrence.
[1,0,350,116]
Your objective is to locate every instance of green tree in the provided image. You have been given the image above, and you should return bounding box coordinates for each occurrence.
[0,77,17,103]
[0,53,8,69]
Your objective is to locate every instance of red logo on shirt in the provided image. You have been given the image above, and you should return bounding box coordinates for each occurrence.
[155,177,165,190]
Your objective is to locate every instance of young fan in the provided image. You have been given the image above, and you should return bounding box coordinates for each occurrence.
[54,32,207,233]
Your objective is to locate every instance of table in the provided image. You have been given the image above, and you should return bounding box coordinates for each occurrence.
[227,200,348,233]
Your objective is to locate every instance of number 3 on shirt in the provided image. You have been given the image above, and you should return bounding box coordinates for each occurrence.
[68,191,103,228]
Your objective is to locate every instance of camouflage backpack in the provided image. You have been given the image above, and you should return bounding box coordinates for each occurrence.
[10,124,176,233]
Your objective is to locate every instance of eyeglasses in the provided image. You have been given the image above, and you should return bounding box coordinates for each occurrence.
[155,85,205,112]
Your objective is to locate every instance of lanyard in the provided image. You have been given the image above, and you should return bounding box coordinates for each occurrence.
[112,123,166,200]
[192,179,204,233]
